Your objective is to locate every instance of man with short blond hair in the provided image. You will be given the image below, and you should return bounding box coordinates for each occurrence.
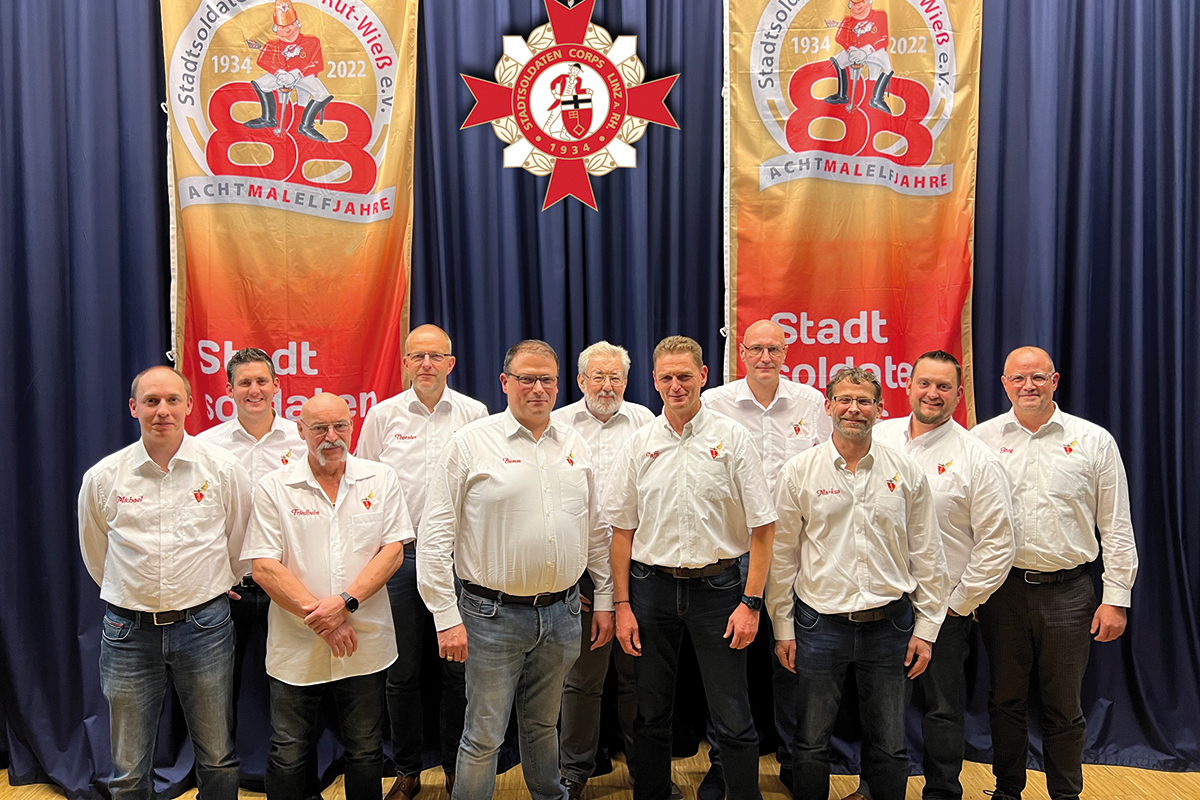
[768,367,947,800]
[419,339,614,800]
[356,324,488,800]
[553,340,656,800]
[701,319,832,797]
[244,393,411,800]
[605,335,777,800]
[79,366,252,800]
[972,346,1138,800]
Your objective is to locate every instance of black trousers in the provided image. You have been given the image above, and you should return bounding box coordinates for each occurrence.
[977,570,1095,800]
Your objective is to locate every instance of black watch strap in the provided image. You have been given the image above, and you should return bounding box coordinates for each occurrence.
[740,594,763,611]
[340,591,360,613]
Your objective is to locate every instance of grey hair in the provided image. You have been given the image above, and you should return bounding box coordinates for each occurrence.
[577,341,631,377]
[825,366,882,401]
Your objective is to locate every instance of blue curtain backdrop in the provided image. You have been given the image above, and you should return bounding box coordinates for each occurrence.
[1,1,1198,798]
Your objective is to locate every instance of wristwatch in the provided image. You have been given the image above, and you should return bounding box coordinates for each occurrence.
[740,594,763,611]
[340,591,360,613]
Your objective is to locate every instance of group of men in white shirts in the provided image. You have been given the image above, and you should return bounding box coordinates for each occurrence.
[78,319,1137,800]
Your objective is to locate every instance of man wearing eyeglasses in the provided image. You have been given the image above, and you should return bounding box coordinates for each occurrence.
[844,350,1015,800]
[700,318,832,797]
[79,366,252,800]
[197,347,311,791]
[356,324,488,800]
[551,341,657,800]
[244,392,411,800]
[605,335,777,800]
[972,346,1138,800]
[767,367,947,800]
[419,339,614,800]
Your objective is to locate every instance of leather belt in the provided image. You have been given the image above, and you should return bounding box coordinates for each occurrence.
[236,575,261,590]
[649,558,740,579]
[463,582,571,607]
[830,597,910,624]
[107,595,222,626]
[1014,564,1087,584]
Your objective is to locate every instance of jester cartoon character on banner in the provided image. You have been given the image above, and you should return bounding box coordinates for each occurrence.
[727,0,982,423]
[162,0,419,438]
[461,0,680,210]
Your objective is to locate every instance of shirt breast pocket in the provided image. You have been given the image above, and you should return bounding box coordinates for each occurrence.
[349,512,384,555]
[560,469,589,518]
[696,458,733,503]
[1049,450,1092,502]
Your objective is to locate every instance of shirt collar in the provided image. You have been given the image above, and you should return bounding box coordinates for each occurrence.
[233,412,293,441]
[404,386,453,416]
[660,404,709,437]
[903,415,954,448]
[132,434,198,470]
[825,437,876,471]
[502,407,561,442]
[734,378,785,410]
[1001,403,1063,436]
[575,397,632,425]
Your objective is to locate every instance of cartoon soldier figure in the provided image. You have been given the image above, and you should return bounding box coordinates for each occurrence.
[244,1,335,142]
[545,62,594,140]
[824,0,894,114]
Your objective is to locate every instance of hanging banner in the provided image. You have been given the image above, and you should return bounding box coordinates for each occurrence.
[162,0,418,433]
[726,0,981,422]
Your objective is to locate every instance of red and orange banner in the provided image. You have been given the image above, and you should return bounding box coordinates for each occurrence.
[727,0,982,422]
[162,0,418,433]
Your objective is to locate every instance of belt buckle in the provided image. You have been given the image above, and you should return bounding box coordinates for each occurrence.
[846,610,870,623]
[1023,570,1043,584]
[531,592,554,608]
[153,610,184,625]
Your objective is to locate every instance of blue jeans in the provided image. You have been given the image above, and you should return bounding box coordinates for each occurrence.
[630,562,759,800]
[791,597,914,800]
[266,671,386,800]
[858,612,973,800]
[99,595,239,800]
[455,585,582,800]
[386,544,466,776]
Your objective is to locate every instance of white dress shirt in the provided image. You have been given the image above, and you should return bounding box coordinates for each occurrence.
[972,405,1138,606]
[197,413,307,484]
[767,439,948,642]
[356,386,488,532]
[78,435,252,612]
[601,406,778,568]
[418,409,614,631]
[551,398,655,492]
[702,378,833,495]
[241,454,414,685]
[874,416,1016,615]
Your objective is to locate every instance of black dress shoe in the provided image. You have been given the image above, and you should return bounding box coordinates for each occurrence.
[698,764,725,800]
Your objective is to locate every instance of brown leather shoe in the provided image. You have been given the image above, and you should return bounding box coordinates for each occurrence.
[385,774,421,800]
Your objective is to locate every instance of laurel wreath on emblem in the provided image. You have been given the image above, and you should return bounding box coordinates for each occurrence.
[462,1,678,210]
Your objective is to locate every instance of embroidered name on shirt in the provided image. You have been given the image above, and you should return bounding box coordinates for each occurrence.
[290,508,320,516]
[1063,439,1077,455]
[503,458,522,464]
[394,434,418,441]
[117,495,144,504]
[886,473,900,492]
[281,449,292,465]
[193,480,209,503]
[646,450,660,459]
[999,447,1014,454]
[937,460,953,475]
[816,488,841,496]
[362,490,375,511]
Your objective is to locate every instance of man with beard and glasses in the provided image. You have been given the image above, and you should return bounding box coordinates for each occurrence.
[842,351,1015,800]
[551,341,661,800]
[357,324,488,800]
[243,393,412,800]
[767,367,947,800]
[79,366,252,800]
[971,347,1137,800]
[701,318,832,797]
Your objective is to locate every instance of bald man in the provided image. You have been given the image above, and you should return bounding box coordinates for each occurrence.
[701,319,831,797]
[357,324,487,800]
[244,394,413,800]
[972,347,1138,800]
